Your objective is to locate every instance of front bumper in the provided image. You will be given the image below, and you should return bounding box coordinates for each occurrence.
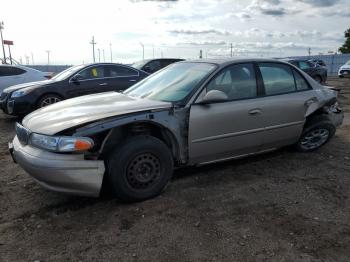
[11,136,105,197]
[328,109,344,127]
[338,69,350,77]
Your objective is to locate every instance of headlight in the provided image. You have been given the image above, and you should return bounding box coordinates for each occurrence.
[29,133,94,152]
[11,89,34,98]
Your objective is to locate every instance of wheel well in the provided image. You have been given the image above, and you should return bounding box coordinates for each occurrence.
[305,109,330,128]
[100,121,180,163]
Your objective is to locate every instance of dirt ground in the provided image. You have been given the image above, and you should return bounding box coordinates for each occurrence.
[0,77,350,262]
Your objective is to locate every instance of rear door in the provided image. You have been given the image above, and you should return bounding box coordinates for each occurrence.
[105,65,141,91]
[256,62,316,149]
[188,63,266,164]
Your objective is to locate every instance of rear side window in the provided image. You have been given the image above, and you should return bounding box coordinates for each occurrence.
[207,63,257,100]
[0,66,26,76]
[293,70,310,91]
[144,60,162,73]
[258,63,296,95]
[106,65,138,77]
[298,61,313,70]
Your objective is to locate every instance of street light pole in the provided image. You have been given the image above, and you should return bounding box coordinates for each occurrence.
[139,42,144,60]
[98,48,100,62]
[109,43,113,62]
[0,21,6,63]
[90,36,97,63]
[46,50,51,65]
[103,49,105,62]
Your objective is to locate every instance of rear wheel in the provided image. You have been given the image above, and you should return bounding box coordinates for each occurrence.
[38,94,62,108]
[296,116,335,152]
[107,135,173,202]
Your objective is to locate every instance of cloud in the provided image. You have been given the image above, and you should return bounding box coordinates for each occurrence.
[176,41,227,46]
[322,7,350,17]
[296,0,340,7]
[246,0,299,17]
[169,29,230,36]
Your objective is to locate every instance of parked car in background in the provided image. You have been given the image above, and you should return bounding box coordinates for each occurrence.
[10,58,343,202]
[0,63,148,116]
[132,58,184,74]
[283,59,327,83]
[0,64,52,93]
[309,59,326,67]
[338,60,350,78]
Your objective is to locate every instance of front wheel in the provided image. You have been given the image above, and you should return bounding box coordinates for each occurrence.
[107,135,174,202]
[296,118,335,152]
[38,94,62,108]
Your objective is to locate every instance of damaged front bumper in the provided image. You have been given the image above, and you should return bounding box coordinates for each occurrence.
[327,105,344,127]
[11,136,105,197]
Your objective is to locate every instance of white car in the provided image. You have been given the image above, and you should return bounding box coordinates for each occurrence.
[338,59,350,78]
[0,64,52,93]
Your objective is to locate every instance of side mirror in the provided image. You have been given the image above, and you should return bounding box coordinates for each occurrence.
[71,74,83,83]
[198,90,228,104]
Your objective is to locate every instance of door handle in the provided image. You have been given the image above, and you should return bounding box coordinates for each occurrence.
[129,79,137,82]
[248,109,262,115]
[99,83,108,86]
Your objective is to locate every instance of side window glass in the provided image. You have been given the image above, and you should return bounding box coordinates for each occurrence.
[293,70,310,91]
[207,63,257,100]
[106,66,138,77]
[298,61,310,70]
[0,67,25,76]
[145,60,161,73]
[258,63,296,95]
[78,66,104,79]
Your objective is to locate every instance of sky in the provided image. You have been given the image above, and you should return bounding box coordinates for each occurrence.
[0,0,349,65]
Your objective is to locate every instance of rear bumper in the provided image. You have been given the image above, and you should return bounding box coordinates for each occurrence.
[11,136,105,197]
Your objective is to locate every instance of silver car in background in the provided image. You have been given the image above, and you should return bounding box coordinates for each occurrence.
[9,58,343,202]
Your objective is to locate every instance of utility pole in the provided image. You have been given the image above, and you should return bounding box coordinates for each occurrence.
[139,42,144,60]
[46,50,51,65]
[98,48,101,62]
[103,49,105,62]
[199,49,203,59]
[308,47,311,57]
[90,36,97,63]
[152,45,155,58]
[31,53,34,65]
[109,43,113,62]
[230,43,233,57]
[0,21,6,63]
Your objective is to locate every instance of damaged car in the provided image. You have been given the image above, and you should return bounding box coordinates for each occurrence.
[9,58,343,202]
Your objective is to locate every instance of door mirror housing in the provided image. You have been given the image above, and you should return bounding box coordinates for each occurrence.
[198,90,228,104]
[71,74,83,83]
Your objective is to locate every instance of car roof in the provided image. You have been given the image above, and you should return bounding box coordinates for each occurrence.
[181,57,290,67]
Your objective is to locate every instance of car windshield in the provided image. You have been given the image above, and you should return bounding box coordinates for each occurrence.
[52,65,86,81]
[132,60,148,70]
[124,62,216,103]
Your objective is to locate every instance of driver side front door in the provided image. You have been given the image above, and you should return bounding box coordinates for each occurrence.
[188,63,266,164]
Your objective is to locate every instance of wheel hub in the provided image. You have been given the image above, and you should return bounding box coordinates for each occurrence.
[300,128,329,150]
[127,153,160,189]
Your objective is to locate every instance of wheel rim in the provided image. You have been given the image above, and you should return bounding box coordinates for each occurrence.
[40,96,61,107]
[126,153,161,190]
[300,128,329,150]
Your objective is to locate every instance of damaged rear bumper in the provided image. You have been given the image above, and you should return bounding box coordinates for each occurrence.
[11,136,105,197]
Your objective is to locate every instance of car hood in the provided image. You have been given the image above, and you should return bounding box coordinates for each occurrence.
[3,80,52,93]
[22,92,172,135]
[340,65,350,70]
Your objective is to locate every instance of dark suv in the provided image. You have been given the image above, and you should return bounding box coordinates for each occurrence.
[284,59,327,83]
[132,58,184,74]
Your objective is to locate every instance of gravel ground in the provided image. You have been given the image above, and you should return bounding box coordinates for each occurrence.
[0,77,350,262]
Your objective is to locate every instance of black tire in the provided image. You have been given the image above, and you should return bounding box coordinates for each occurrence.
[37,94,62,108]
[107,135,173,202]
[296,115,336,152]
[313,75,322,84]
